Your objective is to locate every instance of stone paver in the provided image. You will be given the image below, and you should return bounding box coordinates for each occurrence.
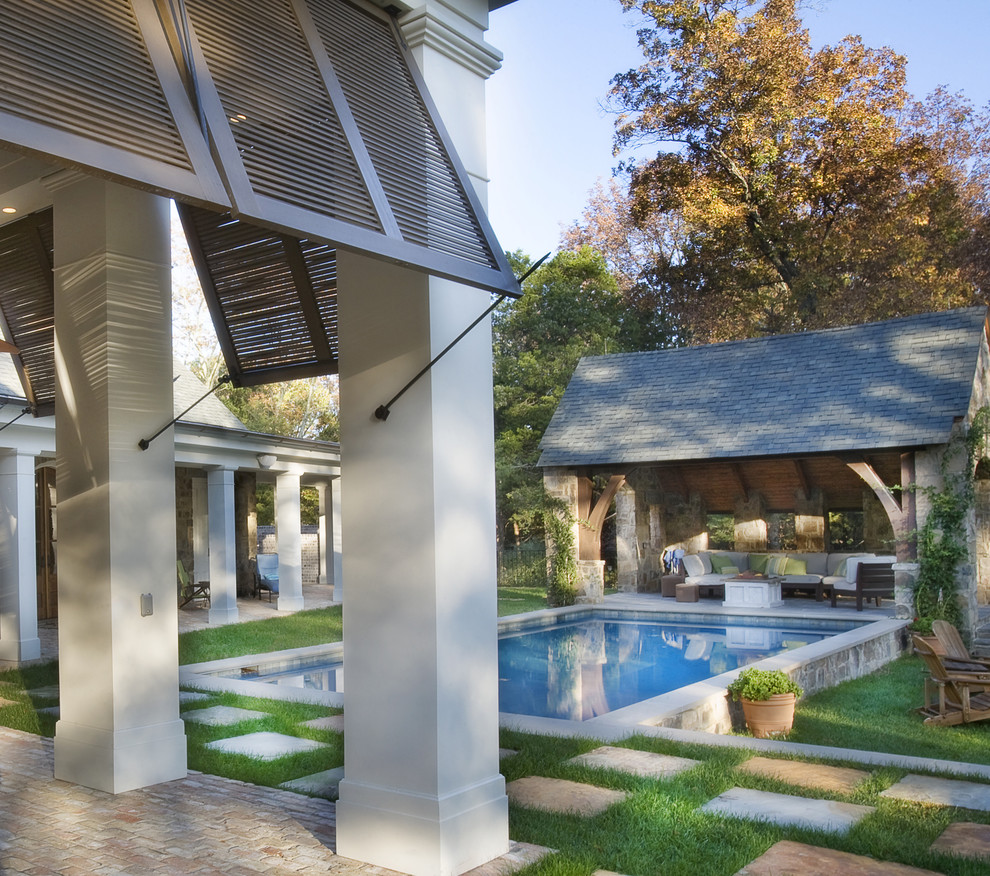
[701,787,875,833]
[281,766,345,798]
[179,691,212,704]
[464,842,554,876]
[0,696,18,708]
[881,773,990,810]
[499,748,518,759]
[182,705,268,726]
[567,745,699,779]
[930,821,990,859]
[206,731,329,760]
[24,684,59,699]
[737,756,869,794]
[301,714,345,732]
[506,776,629,816]
[735,840,944,875]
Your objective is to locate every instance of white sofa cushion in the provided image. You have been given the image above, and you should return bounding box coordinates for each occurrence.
[682,554,705,578]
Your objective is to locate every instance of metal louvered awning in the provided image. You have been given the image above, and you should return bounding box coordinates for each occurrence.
[0,0,518,296]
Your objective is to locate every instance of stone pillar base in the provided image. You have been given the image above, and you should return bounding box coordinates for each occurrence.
[0,638,41,662]
[575,560,605,604]
[893,562,919,620]
[336,777,509,876]
[208,605,240,625]
[276,595,305,612]
[54,719,187,794]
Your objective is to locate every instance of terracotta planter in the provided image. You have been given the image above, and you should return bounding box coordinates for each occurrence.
[741,693,796,738]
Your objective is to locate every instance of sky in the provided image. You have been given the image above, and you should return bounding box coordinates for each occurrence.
[484,0,990,260]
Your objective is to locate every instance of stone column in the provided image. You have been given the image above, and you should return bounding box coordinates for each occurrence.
[51,176,185,793]
[331,475,343,605]
[794,488,826,553]
[334,251,508,876]
[734,492,768,552]
[275,471,304,611]
[0,450,41,662]
[207,468,238,625]
[614,484,638,592]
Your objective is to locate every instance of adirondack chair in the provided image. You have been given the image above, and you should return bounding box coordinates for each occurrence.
[255,553,279,601]
[913,635,990,727]
[931,620,990,673]
[177,559,210,608]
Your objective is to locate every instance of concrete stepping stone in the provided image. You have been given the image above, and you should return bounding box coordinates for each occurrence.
[464,841,554,876]
[299,715,344,732]
[25,685,58,699]
[182,705,267,726]
[881,773,990,811]
[499,748,518,759]
[206,731,328,760]
[735,839,943,875]
[0,697,18,709]
[701,787,874,833]
[567,745,699,779]
[179,691,212,704]
[506,776,629,816]
[280,766,344,798]
[737,756,869,794]
[931,821,990,860]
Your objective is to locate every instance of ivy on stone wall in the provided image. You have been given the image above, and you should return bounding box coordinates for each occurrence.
[543,493,579,607]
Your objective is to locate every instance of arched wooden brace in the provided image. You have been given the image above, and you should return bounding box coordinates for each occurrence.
[577,471,631,560]
[844,452,917,560]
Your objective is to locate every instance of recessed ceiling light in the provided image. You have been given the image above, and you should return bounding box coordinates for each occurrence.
[1,207,15,214]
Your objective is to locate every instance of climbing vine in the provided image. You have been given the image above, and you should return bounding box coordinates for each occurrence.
[913,406,990,628]
[543,492,579,607]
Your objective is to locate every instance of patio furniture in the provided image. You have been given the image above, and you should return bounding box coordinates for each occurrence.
[675,582,699,603]
[661,574,685,598]
[723,576,783,609]
[913,635,990,726]
[931,620,990,672]
[255,553,279,601]
[829,559,895,610]
[177,559,210,608]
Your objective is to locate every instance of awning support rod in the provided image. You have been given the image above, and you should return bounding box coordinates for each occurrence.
[374,253,550,422]
[138,375,231,450]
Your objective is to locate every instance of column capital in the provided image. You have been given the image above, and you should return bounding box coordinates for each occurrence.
[400,3,504,80]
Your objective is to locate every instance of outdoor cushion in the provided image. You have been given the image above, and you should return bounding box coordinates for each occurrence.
[682,554,705,578]
[720,565,739,575]
[749,553,770,574]
[833,558,848,578]
[846,555,880,583]
[710,554,734,573]
[765,556,789,576]
[784,557,807,575]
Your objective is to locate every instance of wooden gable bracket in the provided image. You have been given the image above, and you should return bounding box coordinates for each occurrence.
[842,452,917,560]
[577,469,632,561]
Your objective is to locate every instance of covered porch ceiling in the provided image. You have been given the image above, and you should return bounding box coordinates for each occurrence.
[0,0,518,411]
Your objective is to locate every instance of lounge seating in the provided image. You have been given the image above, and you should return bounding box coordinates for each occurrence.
[177,559,210,608]
[932,620,990,672]
[913,635,990,726]
[829,558,895,610]
[255,553,279,601]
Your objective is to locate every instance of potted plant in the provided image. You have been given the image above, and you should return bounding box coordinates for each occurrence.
[727,667,803,738]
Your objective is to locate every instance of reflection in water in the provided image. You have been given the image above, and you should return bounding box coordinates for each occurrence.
[497,619,830,721]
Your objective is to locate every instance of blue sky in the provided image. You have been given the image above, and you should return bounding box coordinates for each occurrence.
[485,0,990,260]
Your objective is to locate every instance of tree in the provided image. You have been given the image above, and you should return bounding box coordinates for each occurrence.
[493,248,672,542]
[608,0,988,342]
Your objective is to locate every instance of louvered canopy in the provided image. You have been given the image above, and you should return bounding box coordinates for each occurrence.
[0,0,518,296]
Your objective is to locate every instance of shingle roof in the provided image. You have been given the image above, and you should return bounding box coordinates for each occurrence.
[538,307,989,467]
[0,356,246,431]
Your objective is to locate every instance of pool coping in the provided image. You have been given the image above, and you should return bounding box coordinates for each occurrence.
[179,596,908,733]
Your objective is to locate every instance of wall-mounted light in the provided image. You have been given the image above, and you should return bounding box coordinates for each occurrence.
[257,453,277,469]
[1,207,16,215]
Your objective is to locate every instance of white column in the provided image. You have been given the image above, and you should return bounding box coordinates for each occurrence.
[207,467,238,625]
[331,475,343,605]
[51,175,186,793]
[316,481,330,586]
[192,476,209,584]
[0,450,41,662]
[334,252,508,876]
[275,471,304,611]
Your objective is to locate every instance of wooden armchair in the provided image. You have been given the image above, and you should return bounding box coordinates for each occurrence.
[829,559,894,610]
[177,559,210,608]
[913,635,990,726]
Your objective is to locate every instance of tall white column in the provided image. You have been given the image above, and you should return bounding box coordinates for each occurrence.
[192,475,209,584]
[0,450,41,662]
[334,252,507,876]
[275,471,304,611]
[207,467,238,625]
[51,175,186,793]
[331,475,343,605]
[316,481,330,586]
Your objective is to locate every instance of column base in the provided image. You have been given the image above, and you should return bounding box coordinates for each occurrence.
[336,775,509,876]
[208,606,240,625]
[0,637,41,662]
[54,719,187,794]
[276,595,305,612]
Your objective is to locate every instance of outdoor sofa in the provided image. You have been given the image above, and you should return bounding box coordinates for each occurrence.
[680,550,896,604]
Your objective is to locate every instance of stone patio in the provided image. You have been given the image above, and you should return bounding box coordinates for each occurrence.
[736,755,870,794]
[734,840,943,875]
[701,787,875,833]
[881,773,990,810]
[566,745,700,779]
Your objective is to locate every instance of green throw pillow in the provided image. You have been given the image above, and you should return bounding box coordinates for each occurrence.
[710,554,734,573]
[749,553,770,574]
[765,556,789,577]
[721,565,739,575]
[833,558,848,578]
[785,557,807,575]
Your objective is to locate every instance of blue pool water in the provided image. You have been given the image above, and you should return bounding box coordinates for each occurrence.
[219,611,863,721]
[498,613,859,720]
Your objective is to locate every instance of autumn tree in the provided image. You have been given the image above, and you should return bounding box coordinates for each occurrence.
[606,0,988,342]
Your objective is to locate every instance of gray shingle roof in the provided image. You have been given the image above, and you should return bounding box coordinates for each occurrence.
[538,307,989,467]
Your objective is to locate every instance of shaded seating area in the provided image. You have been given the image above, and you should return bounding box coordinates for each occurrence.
[829,559,895,610]
[255,553,279,602]
[913,635,990,726]
[177,560,210,608]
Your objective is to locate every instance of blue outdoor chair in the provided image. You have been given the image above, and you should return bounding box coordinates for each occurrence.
[255,553,279,601]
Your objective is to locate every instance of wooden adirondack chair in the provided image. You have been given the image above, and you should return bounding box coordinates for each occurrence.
[177,559,210,608]
[931,620,990,672]
[913,635,990,727]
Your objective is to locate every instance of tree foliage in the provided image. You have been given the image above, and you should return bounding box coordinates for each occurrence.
[602,0,989,342]
[493,248,672,542]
